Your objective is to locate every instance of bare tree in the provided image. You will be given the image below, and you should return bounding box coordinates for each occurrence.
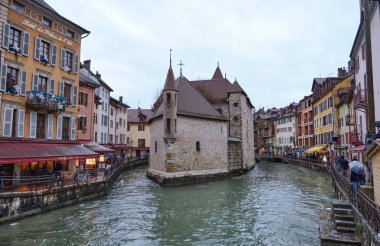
[151,87,163,112]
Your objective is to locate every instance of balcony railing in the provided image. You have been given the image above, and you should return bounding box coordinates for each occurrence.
[26,91,69,112]
[353,89,368,109]
[345,114,355,126]
[349,131,363,145]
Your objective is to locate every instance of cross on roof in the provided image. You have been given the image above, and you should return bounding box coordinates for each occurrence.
[169,49,172,67]
[178,60,185,76]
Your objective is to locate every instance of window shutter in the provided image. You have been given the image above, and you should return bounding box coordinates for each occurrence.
[29,111,37,138]
[17,109,25,137]
[70,117,76,140]
[73,85,78,105]
[59,81,64,97]
[32,73,39,91]
[60,48,66,69]
[34,37,41,60]
[73,54,79,73]
[84,93,88,106]
[47,114,53,139]
[22,32,30,56]
[20,70,27,96]
[49,79,55,94]
[0,63,7,92]
[56,115,63,140]
[2,22,9,49]
[2,108,13,137]
[51,44,57,66]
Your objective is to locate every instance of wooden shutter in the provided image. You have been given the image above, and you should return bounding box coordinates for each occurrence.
[17,109,25,137]
[32,73,39,91]
[20,70,27,96]
[2,22,9,49]
[73,54,79,73]
[0,63,6,92]
[59,81,64,97]
[49,79,55,94]
[51,44,57,66]
[70,117,76,140]
[34,37,41,60]
[56,115,63,140]
[47,114,53,139]
[22,32,30,56]
[60,48,66,69]
[2,108,13,137]
[84,93,88,107]
[29,111,37,138]
[72,85,78,105]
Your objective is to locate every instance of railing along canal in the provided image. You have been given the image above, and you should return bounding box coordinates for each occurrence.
[285,155,380,233]
[0,157,148,193]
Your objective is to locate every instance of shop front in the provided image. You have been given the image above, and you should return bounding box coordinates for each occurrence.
[80,141,114,169]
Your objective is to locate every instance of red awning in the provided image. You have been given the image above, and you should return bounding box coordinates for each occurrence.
[348,144,366,153]
[0,141,99,164]
[80,141,114,154]
[130,147,149,151]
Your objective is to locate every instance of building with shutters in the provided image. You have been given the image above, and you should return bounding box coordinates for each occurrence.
[148,62,255,186]
[109,96,129,145]
[296,95,314,151]
[0,0,98,187]
[127,108,153,158]
[273,103,298,156]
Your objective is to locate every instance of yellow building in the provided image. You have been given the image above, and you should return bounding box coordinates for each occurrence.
[127,108,153,158]
[0,0,96,185]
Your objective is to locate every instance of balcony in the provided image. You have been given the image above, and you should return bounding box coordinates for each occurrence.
[26,91,69,112]
[348,131,363,145]
[353,89,368,109]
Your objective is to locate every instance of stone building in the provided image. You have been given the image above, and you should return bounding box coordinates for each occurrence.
[148,63,255,186]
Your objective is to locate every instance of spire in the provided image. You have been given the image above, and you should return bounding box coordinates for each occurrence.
[212,63,224,79]
[228,79,246,95]
[177,60,184,76]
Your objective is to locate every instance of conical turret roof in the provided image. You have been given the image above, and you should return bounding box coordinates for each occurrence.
[163,65,177,91]
[212,66,224,79]
[227,80,246,95]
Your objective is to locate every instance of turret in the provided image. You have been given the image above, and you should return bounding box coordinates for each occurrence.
[162,63,178,142]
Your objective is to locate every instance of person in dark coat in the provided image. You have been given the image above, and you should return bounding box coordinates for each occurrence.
[0,165,5,190]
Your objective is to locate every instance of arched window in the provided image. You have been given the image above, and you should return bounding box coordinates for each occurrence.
[155,141,157,153]
[196,141,200,152]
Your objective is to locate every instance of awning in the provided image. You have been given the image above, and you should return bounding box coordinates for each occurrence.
[305,145,327,154]
[0,141,99,164]
[348,144,366,153]
[80,141,114,154]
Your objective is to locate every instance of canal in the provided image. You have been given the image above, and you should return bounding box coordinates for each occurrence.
[0,162,335,245]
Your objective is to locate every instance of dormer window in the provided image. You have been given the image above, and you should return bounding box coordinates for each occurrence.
[42,17,52,27]
[67,30,75,39]
[167,93,171,104]
[12,1,24,14]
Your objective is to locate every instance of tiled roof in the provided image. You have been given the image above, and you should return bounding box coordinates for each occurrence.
[190,78,232,103]
[228,80,246,95]
[163,66,177,91]
[110,97,130,108]
[152,76,226,121]
[128,109,154,123]
[212,66,224,79]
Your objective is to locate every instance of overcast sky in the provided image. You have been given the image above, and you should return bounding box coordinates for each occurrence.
[49,0,360,109]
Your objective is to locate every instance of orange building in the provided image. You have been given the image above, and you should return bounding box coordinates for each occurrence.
[0,0,97,187]
[296,94,314,149]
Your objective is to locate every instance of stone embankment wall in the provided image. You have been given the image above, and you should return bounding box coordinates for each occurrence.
[0,159,148,225]
[227,140,242,171]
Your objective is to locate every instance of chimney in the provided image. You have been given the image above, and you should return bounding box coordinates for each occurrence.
[96,71,101,79]
[83,59,91,70]
[119,96,123,102]
[337,67,347,77]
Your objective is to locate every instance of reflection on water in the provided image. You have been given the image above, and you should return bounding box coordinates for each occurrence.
[0,162,334,245]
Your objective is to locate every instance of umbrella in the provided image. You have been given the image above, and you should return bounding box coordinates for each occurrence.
[349,160,365,175]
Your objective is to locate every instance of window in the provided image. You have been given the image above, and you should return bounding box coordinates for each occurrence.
[78,116,87,131]
[42,17,52,27]
[155,141,157,153]
[12,1,24,14]
[111,119,114,128]
[67,30,74,39]
[167,119,171,132]
[40,40,50,62]
[167,93,171,104]
[95,132,97,142]
[64,83,72,101]
[6,67,18,92]
[79,92,88,106]
[115,122,118,129]
[38,76,48,92]
[65,51,73,70]
[196,141,200,152]
[93,113,98,124]
[127,125,130,131]
[138,125,145,131]
[9,26,21,49]
[138,139,145,148]
[111,108,113,116]
[109,134,113,143]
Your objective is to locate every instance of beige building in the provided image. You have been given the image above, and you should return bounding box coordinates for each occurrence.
[148,63,255,186]
[126,108,152,158]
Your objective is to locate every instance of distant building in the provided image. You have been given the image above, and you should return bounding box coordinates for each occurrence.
[148,63,255,185]
[127,108,153,158]
[254,107,280,156]
[274,103,298,156]
[296,95,314,150]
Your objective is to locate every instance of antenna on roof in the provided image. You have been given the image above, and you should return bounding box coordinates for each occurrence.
[138,100,140,108]
[177,60,184,76]
[225,73,227,79]
[217,61,220,68]
[319,74,322,78]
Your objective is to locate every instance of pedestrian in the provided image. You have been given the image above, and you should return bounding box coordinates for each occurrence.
[0,165,5,190]
[340,156,349,177]
[347,157,365,189]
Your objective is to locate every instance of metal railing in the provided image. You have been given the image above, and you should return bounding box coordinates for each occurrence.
[330,164,380,233]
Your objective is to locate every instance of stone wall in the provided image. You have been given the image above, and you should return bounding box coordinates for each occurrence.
[228,140,242,171]
[149,118,165,172]
[0,158,148,225]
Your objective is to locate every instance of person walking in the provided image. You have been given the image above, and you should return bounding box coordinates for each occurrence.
[340,156,349,177]
[347,157,365,189]
[0,165,4,190]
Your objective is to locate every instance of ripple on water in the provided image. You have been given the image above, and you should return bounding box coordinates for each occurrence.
[0,164,334,245]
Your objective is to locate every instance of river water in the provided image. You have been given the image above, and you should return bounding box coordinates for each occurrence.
[0,162,335,246]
